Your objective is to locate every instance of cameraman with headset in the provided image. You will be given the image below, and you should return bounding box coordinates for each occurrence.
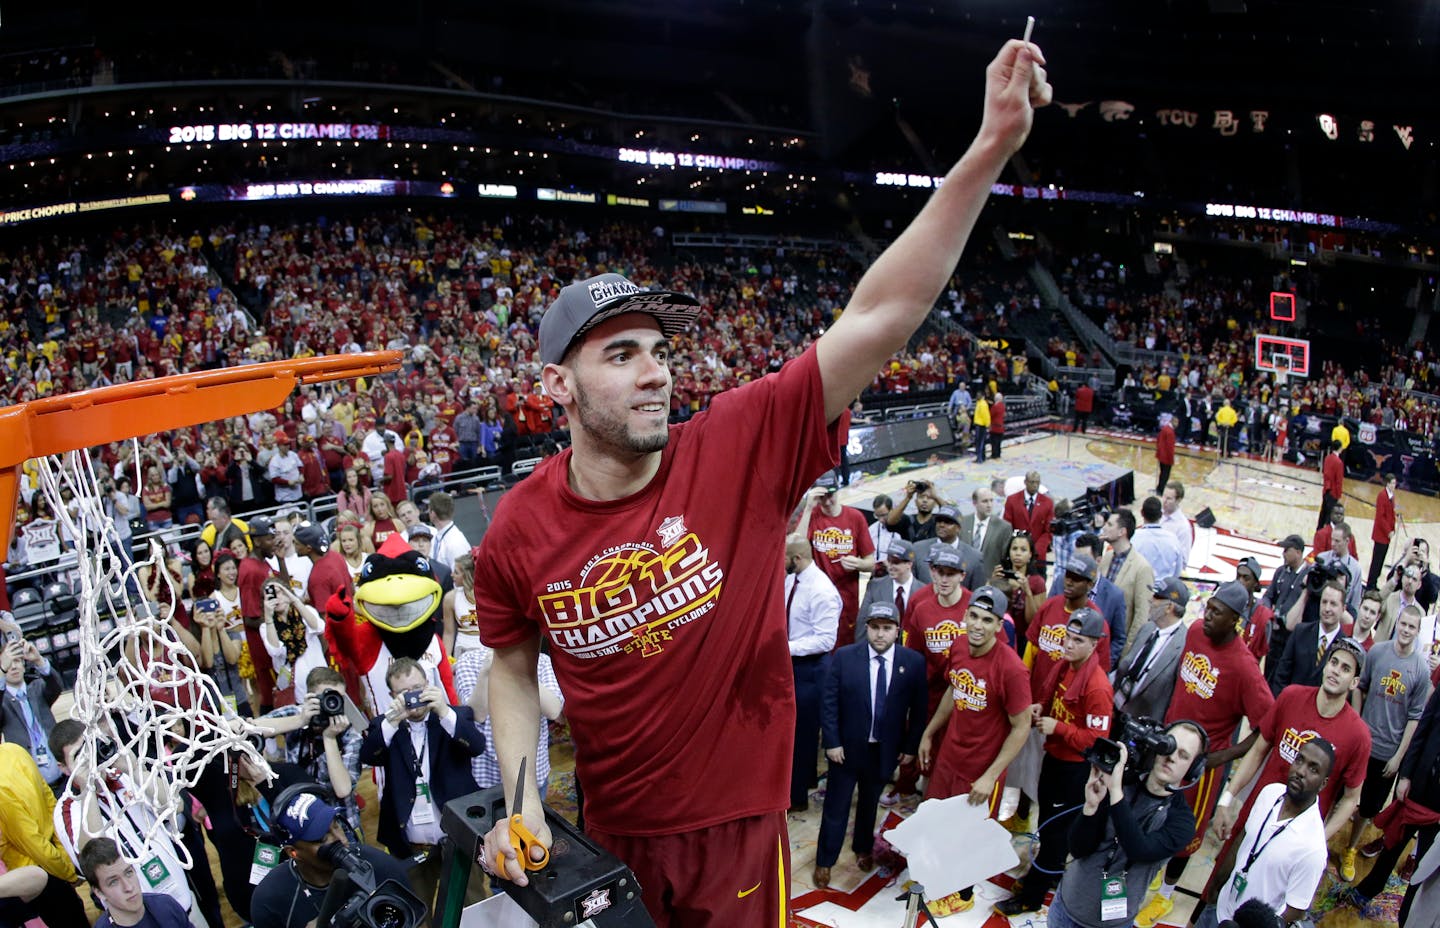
[251,787,414,928]
[1043,722,1204,928]
[252,667,363,832]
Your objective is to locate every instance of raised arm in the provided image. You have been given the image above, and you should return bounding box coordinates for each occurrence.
[814,40,1051,421]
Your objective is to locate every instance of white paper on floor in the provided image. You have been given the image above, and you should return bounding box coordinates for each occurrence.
[881,796,1021,900]
[458,892,598,928]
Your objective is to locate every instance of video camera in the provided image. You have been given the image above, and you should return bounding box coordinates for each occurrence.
[1082,713,1178,782]
[308,689,347,732]
[1052,490,1112,538]
[1305,558,1343,595]
[315,842,427,928]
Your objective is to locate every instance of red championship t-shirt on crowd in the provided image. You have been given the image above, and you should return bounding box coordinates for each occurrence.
[473,346,843,837]
[1242,684,1371,824]
[808,505,876,645]
[1165,622,1274,752]
[928,641,1031,798]
[902,584,972,710]
[1027,595,1108,672]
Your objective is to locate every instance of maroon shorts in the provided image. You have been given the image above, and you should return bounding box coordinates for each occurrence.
[925,767,1006,817]
[1179,763,1226,857]
[587,811,790,928]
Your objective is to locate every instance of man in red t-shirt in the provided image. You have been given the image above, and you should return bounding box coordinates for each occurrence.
[380,434,408,506]
[1025,552,1109,671]
[801,479,877,646]
[1236,556,1273,663]
[1138,581,1274,925]
[1319,440,1345,530]
[917,586,1031,916]
[474,42,1052,923]
[1002,608,1113,916]
[1155,416,1176,495]
[1212,639,1371,845]
[237,516,279,712]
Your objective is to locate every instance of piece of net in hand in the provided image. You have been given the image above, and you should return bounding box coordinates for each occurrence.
[37,447,270,866]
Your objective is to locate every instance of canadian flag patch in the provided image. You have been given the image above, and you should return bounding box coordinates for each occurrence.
[1086,715,1110,729]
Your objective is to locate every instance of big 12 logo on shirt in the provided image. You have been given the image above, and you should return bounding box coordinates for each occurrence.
[1278,727,1321,763]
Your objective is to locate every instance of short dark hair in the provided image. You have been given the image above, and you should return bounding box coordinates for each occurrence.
[427,491,454,520]
[48,718,86,765]
[386,657,425,690]
[306,666,346,690]
[79,836,124,885]
[1167,482,1185,500]
[1114,509,1137,539]
[1361,589,1384,607]
[1334,521,1353,541]
[872,494,894,510]
[1140,497,1163,523]
[1074,533,1103,558]
[1299,735,1337,776]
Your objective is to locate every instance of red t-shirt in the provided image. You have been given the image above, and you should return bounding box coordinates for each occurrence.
[382,449,408,504]
[1244,602,1274,662]
[1026,595,1108,671]
[808,505,876,641]
[1245,684,1371,821]
[930,641,1031,796]
[237,555,274,618]
[1165,622,1274,751]
[902,584,972,707]
[473,346,842,836]
[307,549,353,613]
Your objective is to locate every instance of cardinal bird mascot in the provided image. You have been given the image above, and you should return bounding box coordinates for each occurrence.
[324,533,457,715]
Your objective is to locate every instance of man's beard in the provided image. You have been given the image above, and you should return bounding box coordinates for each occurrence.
[573,380,670,455]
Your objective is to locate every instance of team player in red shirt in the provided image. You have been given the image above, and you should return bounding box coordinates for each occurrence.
[1135,581,1274,927]
[800,479,877,646]
[475,38,1055,927]
[1025,551,1109,671]
[918,586,1031,916]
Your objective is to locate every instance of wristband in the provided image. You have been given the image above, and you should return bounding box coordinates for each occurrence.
[1216,791,1235,808]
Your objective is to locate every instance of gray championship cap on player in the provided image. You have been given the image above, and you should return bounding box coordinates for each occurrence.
[538,273,702,365]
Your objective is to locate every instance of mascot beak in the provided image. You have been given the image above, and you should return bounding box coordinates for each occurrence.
[354,574,443,633]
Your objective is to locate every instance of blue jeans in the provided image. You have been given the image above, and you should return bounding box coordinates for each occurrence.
[1046,890,1079,928]
[1194,903,1219,928]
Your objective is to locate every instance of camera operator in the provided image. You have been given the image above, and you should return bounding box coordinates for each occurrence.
[1043,727,1202,928]
[250,789,413,928]
[1260,536,1308,687]
[1380,538,1440,616]
[1284,553,1356,638]
[253,667,362,831]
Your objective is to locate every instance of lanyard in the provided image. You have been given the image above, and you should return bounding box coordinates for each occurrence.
[409,722,429,780]
[1241,795,1293,876]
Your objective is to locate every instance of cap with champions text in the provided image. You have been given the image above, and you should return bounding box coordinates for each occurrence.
[539,273,701,365]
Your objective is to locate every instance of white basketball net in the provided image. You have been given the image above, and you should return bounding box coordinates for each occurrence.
[36,445,270,866]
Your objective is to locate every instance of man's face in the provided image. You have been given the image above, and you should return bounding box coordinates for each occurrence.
[873,502,891,522]
[973,490,994,520]
[1320,650,1360,697]
[1101,514,1122,544]
[1024,473,1041,496]
[1330,504,1345,527]
[252,533,275,557]
[292,816,350,871]
[1062,571,1093,604]
[966,607,1000,651]
[396,503,421,528]
[1396,611,1421,649]
[1153,726,1203,788]
[1162,487,1179,515]
[1237,567,1259,594]
[1331,528,1348,558]
[887,556,913,583]
[60,738,84,776]
[92,859,144,919]
[1287,741,1331,805]
[866,619,900,654]
[931,565,964,599]
[410,534,433,557]
[1319,586,1345,629]
[1202,598,1237,640]
[1404,569,1422,595]
[390,669,430,721]
[556,314,672,456]
[915,491,935,515]
[1149,598,1176,626]
[1284,546,1303,569]
[273,522,293,550]
[207,501,225,524]
[1061,629,1098,664]
[935,518,959,542]
[1357,598,1381,633]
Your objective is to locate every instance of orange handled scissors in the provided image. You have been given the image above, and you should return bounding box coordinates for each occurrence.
[494,756,549,875]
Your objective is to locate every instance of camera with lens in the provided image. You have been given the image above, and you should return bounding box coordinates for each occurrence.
[1305,559,1342,595]
[309,689,347,731]
[1083,713,1176,779]
[402,689,425,711]
[315,842,426,928]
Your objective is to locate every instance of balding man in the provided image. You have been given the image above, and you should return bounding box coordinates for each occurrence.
[784,535,841,813]
[1003,471,1055,564]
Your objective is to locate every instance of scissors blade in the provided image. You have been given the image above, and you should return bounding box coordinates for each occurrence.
[512,756,529,817]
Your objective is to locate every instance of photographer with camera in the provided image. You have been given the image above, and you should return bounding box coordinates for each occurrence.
[360,657,484,910]
[1042,725,1202,928]
[254,667,362,832]
[883,479,948,543]
[251,788,414,928]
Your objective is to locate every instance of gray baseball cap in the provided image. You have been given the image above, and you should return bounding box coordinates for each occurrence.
[538,273,701,365]
[1067,607,1107,639]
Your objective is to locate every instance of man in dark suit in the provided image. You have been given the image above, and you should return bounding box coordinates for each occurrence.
[0,636,64,788]
[360,656,485,908]
[1111,578,1189,723]
[913,506,984,586]
[813,601,927,890]
[1272,581,1348,695]
[855,540,925,643]
[1002,471,1055,564]
[959,486,1013,588]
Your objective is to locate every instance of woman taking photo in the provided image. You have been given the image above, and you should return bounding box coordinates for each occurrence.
[990,531,1045,651]
[186,539,217,601]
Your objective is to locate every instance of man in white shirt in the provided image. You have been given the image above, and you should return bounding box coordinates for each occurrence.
[867,495,902,578]
[1194,739,1332,928]
[266,434,304,504]
[1160,483,1193,569]
[1132,496,1186,582]
[784,536,841,812]
[425,491,471,574]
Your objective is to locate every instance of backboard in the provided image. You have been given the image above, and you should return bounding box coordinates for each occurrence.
[1254,334,1310,378]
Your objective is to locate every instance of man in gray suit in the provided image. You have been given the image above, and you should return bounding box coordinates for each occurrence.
[856,540,927,643]
[959,485,1013,588]
[1111,578,1189,724]
[913,506,984,587]
[0,636,64,787]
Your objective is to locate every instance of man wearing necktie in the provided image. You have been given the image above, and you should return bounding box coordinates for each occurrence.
[0,636,64,790]
[856,540,921,644]
[784,536,842,813]
[814,601,927,890]
[1003,472,1055,565]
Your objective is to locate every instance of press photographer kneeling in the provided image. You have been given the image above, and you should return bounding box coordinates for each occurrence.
[1044,717,1204,928]
[252,667,364,832]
